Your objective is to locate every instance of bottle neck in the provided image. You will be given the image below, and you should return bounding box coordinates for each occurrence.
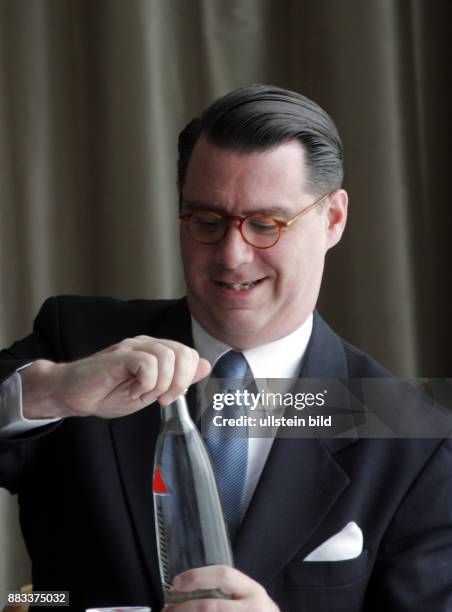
[160,395,193,425]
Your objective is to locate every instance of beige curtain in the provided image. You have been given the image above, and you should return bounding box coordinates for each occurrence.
[0,0,449,600]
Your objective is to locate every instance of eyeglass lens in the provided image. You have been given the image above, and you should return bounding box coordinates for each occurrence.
[188,212,279,247]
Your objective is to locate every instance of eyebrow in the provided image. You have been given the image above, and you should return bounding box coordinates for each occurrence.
[180,198,294,218]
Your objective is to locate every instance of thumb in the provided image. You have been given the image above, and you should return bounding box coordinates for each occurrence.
[193,357,211,383]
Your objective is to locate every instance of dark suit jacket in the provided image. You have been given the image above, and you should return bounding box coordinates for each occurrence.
[0,296,451,612]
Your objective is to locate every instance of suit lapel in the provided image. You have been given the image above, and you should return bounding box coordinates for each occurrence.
[234,437,350,582]
[109,304,360,591]
[234,312,357,582]
[109,299,194,597]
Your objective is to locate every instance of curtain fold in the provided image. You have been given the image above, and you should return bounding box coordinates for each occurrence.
[0,0,449,600]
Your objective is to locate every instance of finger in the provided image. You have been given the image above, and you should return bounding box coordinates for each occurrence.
[157,345,203,404]
[113,338,199,399]
[148,340,210,404]
[194,357,212,383]
[172,565,264,600]
[122,351,159,401]
[123,338,184,399]
[142,341,177,399]
[158,342,212,386]
[164,598,239,611]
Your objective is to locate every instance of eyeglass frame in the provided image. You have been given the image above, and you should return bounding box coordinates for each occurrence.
[178,191,332,249]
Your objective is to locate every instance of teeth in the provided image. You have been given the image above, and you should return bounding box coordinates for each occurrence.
[224,281,257,291]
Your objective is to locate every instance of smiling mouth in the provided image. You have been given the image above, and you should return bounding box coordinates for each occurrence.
[215,279,264,291]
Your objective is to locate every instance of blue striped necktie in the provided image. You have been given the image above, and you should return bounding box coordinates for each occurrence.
[204,350,251,541]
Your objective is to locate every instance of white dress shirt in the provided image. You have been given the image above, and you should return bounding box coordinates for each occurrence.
[191,313,313,516]
[0,366,59,438]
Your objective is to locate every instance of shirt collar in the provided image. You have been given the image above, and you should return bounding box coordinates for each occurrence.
[191,314,313,379]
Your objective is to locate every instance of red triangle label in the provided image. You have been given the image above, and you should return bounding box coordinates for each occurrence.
[152,466,169,494]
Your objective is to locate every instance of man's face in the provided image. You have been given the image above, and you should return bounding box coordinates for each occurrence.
[180,137,347,349]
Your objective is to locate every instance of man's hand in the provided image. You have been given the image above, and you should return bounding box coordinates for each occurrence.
[21,336,211,420]
[164,565,280,611]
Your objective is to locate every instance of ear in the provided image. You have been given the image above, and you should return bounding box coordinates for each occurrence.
[325,189,348,250]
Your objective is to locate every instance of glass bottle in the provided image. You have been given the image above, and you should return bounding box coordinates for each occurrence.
[153,395,233,605]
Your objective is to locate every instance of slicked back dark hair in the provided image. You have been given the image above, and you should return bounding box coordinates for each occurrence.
[178,84,344,196]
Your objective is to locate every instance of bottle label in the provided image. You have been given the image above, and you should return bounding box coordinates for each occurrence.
[152,465,170,494]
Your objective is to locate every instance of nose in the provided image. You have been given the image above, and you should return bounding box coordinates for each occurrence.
[213,223,255,269]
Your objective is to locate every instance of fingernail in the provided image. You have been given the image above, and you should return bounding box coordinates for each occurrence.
[142,393,156,404]
[160,395,176,405]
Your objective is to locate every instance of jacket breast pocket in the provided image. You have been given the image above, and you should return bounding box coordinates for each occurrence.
[285,549,369,588]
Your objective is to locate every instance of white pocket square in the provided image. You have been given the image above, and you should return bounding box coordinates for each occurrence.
[303,521,363,562]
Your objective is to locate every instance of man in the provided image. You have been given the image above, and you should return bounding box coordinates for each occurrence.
[0,85,451,611]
